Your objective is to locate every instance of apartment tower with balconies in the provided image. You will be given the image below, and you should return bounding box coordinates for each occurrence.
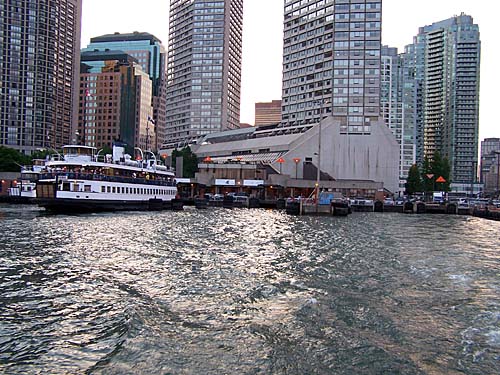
[0,0,82,153]
[164,0,244,146]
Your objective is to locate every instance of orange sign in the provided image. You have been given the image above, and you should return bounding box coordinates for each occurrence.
[293,157,301,163]
[436,176,446,183]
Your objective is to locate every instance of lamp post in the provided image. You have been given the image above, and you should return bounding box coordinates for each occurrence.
[277,157,285,174]
[311,99,326,213]
[293,158,301,179]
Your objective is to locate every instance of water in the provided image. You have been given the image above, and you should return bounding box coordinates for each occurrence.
[0,204,499,375]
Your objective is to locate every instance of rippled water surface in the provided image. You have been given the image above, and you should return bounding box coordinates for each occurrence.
[0,204,499,374]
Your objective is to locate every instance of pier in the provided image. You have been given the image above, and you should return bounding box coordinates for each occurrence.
[184,196,500,221]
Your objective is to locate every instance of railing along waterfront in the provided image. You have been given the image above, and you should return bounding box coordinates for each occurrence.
[39,172,177,187]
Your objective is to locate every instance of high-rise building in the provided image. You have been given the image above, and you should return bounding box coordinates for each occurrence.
[380,45,417,192]
[411,14,481,184]
[281,0,399,193]
[255,100,282,126]
[164,0,244,146]
[0,0,82,153]
[79,51,154,152]
[83,32,167,150]
[282,0,382,134]
[480,138,500,192]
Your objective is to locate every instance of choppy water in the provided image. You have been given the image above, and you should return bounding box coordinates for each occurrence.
[0,204,499,374]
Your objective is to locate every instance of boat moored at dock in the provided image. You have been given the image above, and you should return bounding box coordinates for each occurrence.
[35,143,181,213]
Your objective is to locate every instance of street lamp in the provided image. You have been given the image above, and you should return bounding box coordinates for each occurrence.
[277,157,285,174]
[313,100,323,213]
[293,158,301,179]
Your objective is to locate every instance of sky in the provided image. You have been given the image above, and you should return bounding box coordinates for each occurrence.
[81,0,497,141]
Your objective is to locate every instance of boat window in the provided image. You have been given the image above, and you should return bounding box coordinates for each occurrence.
[84,185,91,192]
[112,187,116,193]
[126,187,129,194]
[72,184,79,192]
[63,183,71,191]
[107,186,111,193]
[101,186,106,193]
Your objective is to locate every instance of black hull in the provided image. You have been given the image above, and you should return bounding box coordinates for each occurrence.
[36,198,183,213]
[1,196,36,204]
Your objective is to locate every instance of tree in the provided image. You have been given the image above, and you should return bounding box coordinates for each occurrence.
[171,146,198,178]
[431,151,451,192]
[0,146,31,172]
[406,164,422,195]
[420,152,452,192]
[421,156,434,192]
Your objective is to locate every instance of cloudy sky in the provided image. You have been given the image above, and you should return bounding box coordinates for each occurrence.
[81,0,496,141]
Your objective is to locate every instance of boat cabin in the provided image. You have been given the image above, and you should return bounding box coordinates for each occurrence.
[62,145,97,163]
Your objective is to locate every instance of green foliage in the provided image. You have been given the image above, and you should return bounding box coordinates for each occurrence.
[406,164,422,194]
[0,146,31,172]
[420,152,452,192]
[171,146,198,178]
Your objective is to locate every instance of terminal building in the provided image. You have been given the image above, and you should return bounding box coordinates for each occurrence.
[164,115,399,198]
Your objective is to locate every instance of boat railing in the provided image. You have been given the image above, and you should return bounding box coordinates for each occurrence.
[39,172,177,187]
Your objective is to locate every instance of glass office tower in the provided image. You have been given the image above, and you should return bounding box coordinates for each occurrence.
[0,0,82,153]
[164,0,244,146]
[83,32,167,149]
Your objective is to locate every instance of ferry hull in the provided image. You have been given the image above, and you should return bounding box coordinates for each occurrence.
[36,198,183,213]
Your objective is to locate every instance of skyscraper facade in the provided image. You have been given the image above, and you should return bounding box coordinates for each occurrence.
[79,51,154,152]
[380,45,417,192]
[282,0,382,134]
[83,32,167,150]
[164,0,243,146]
[0,0,82,153]
[281,0,399,193]
[480,138,500,190]
[412,14,481,184]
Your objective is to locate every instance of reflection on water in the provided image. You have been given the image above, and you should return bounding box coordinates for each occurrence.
[0,204,499,374]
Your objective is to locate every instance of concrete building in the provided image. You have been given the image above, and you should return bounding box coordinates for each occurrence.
[410,14,481,184]
[83,32,167,150]
[255,100,282,126]
[189,115,399,194]
[0,0,82,153]
[281,0,398,192]
[79,51,154,152]
[164,0,244,146]
[480,138,500,194]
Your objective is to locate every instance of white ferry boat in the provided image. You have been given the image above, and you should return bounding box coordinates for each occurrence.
[35,143,181,212]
